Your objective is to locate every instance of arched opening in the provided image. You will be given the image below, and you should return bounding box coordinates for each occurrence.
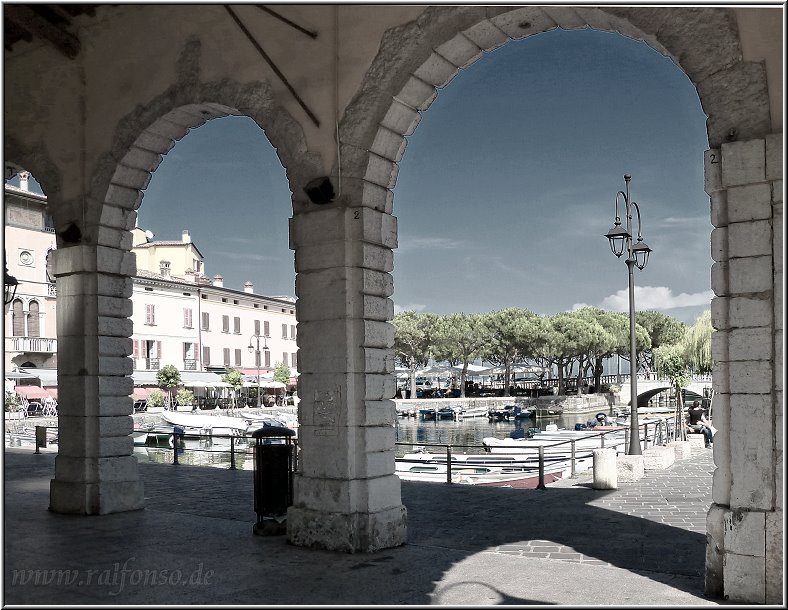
[390,26,712,445]
[342,5,777,597]
[130,113,297,429]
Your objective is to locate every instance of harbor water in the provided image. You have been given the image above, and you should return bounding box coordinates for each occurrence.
[130,411,609,468]
[394,411,604,457]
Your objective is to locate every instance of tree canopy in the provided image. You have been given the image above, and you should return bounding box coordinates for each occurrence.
[391,306,711,398]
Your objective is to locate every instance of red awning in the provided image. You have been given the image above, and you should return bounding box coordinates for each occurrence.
[133,387,153,399]
[15,385,51,399]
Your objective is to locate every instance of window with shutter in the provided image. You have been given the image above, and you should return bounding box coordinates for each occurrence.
[254,319,260,335]
[203,346,210,365]
[202,312,209,330]
[234,349,241,366]
[234,317,240,334]
[223,348,230,366]
[184,308,193,328]
[264,321,270,337]
[264,351,271,368]
[11,300,24,336]
[145,304,155,325]
[222,315,229,333]
[28,301,40,337]
[282,324,288,339]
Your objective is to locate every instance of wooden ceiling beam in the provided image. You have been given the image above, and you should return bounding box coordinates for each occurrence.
[4,4,80,59]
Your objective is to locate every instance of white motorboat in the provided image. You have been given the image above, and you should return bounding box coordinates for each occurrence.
[395,450,594,487]
[160,410,252,436]
[132,428,150,446]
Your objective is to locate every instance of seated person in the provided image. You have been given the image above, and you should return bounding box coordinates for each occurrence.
[595,412,610,426]
[687,400,714,447]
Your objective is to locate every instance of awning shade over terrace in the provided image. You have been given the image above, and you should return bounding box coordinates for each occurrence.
[15,385,52,399]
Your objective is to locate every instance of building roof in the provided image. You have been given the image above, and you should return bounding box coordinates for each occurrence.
[133,240,205,259]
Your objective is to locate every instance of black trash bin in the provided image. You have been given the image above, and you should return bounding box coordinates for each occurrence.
[252,425,295,536]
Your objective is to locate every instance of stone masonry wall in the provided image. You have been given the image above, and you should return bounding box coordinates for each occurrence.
[706,134,783,603]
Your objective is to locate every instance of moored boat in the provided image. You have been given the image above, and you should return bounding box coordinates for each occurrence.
[394,452,573,487]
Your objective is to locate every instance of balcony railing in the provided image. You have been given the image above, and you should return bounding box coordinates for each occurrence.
[183,359,197,371]
[146,358,160,370]
[6,336,57,353]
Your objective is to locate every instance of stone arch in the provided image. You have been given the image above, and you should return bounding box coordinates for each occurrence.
[338,6,769,190]
[95,81,323,248]
[47,64,323,517]
[331,5,780,602]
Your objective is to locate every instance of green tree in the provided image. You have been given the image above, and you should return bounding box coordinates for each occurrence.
[175,388,195,408]
[482,308,540,397]
[273,361,291,385]
[222,368,244,408]
[393,311,439,398]
[636,310,687,373]
[681,310,713,374]
[654,343,690,440]
[156,364,181,409]
[431,313,488,397]
[578,308,633,392]
[147,389,165,409]
[4,391,22,412]
[565,308,615,394]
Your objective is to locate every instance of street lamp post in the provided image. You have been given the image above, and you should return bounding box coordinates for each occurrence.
[605,174,652,456]
[248,333,269,408]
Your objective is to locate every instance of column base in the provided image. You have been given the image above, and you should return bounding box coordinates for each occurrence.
[287,504,407,552]
[50,478,144,515]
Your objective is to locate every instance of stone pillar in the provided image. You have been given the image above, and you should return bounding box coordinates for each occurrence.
[286,205,407,552]
[592,448,617,489]
[705,135,783,603]
[49,244,144,514]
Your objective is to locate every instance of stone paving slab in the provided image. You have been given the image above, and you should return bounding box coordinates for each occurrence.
[2,447,720,605]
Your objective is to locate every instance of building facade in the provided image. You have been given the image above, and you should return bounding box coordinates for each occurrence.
[3,173,58,371]
[4,182,298,381]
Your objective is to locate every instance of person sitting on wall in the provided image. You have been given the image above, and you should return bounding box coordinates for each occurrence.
[687,400,714,448]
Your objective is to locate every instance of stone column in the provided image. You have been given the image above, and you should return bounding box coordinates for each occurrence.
[705,135,783,603]
[286,205,407,552]
[49,244,144,514]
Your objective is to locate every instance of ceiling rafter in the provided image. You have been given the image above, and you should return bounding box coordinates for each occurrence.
[4,3,89,59]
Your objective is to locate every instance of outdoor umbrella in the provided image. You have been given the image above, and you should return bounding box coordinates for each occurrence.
[260,380,286,389]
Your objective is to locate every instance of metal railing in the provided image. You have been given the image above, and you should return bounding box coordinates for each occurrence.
[395,417,673,488]
[16,418,673,486]
[10,425,299,471]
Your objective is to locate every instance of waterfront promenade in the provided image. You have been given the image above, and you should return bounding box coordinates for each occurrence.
[3,447,722,605]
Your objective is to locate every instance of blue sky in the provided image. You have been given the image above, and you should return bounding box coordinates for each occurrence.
[7,28,713,325]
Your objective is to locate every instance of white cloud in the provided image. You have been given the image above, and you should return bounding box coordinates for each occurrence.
[396,236,462,252]
[215,251,281,263]
[394,302,426,314]
[591,286,713,312]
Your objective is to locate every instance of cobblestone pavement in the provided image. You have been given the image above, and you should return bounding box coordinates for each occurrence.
[3,445,719,605]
